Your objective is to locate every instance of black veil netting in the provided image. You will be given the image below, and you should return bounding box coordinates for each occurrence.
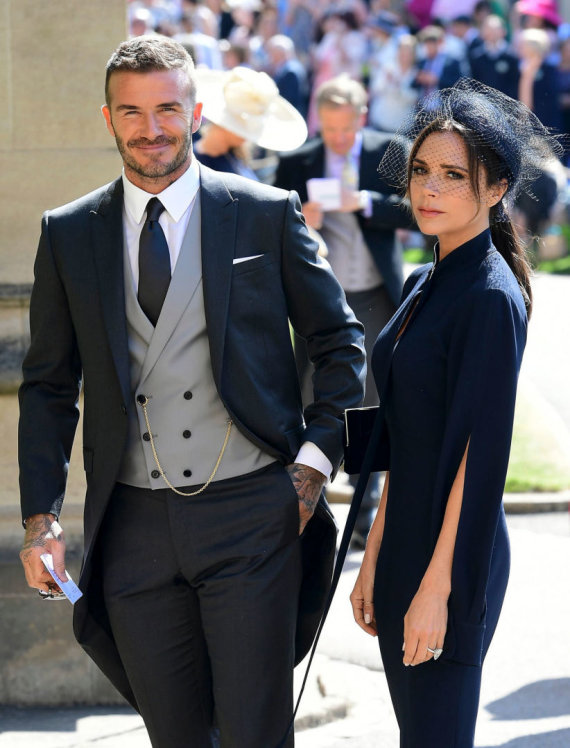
[378,78,565,218]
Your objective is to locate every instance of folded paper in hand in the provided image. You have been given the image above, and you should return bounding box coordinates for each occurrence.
[306,178,341,211]
[40,553,83,604]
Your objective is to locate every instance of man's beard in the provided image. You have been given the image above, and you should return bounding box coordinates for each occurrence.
[115,130,192,179]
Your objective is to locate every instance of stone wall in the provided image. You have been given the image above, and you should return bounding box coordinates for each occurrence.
[0,0,126,389]
[0,0,127,706]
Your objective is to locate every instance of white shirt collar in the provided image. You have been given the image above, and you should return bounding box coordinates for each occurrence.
[122,156,200,225]
[325,131,363,163]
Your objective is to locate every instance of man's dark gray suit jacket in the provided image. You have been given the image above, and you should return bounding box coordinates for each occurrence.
[18,164,365,705]
[274,128,412,308]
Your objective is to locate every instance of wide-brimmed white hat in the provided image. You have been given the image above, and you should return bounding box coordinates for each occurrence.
[195,66,308,151]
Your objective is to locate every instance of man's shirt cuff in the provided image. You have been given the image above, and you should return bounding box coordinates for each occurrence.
[359,190,373,218]
[295,441,333,479]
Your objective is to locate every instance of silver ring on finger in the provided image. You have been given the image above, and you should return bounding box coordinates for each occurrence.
[426,646,443,660]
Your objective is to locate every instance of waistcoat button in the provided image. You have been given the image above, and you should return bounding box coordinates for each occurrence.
[143,432,151,442]
[183,469,192,478]
[183,391,193,400]
[137,394,146,404]
[151,470,160,479]
[121,404,127,415]
[183,430,191,439]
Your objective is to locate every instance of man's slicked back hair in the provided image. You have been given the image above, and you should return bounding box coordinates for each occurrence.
[105,36,196,107]
[315,74,368,115]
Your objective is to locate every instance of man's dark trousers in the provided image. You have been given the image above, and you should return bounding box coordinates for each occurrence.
[99,462,301,748]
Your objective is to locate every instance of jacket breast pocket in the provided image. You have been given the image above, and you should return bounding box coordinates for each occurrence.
[231,254,274,276]
[83,447,94,474]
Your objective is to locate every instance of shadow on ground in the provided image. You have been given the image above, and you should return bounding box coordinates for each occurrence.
[478,727,570,747]
[485,678,570,720]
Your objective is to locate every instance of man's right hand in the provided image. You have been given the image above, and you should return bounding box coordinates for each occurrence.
[20,514,66,593]
[301,201,324,230]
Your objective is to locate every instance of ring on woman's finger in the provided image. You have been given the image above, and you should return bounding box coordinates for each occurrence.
[426,646,443,660]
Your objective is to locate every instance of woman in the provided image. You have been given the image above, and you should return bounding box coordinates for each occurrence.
[369,34,419,133]
[349,80,561,747]
[306,9,367,135]
[194,66,307,180]
[194,121,258,180]
[518,27,561,132]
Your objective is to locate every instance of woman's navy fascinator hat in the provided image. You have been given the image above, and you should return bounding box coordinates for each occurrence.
[379,78,564,214]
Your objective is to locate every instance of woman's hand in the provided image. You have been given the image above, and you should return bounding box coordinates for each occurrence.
[402,584,448,666]
[350,473,389,637]
[350,557,378,637]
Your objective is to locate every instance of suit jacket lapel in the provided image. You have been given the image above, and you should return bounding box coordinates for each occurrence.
[308,141,325,179]
[90,179,131,406]
[359,131,370,184]
[199,164,238,388]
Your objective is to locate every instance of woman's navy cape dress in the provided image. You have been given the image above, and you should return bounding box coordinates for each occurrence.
[370,229,527,743]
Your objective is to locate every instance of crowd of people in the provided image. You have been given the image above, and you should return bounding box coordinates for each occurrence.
[127,0,570,239]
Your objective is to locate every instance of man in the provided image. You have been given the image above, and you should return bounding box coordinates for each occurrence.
[447,14,484,61]
[274,75,410,548]
[413,25,463,107]
[469,15,520,99]
[266,34,308,118]
[18,38,365,748]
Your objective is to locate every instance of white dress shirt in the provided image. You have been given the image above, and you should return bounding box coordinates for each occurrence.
[122,157,200,289]
[322,134,382,292]
[324,133,372,218]
[121,159,333,479]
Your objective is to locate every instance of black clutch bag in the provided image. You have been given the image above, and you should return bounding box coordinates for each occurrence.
[343,405,390,474]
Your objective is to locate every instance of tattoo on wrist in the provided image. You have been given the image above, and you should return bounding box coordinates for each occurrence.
[21,516,62,558]
[286,463,326,514]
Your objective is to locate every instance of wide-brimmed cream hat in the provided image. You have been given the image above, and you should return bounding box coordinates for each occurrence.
[195,66,308,151]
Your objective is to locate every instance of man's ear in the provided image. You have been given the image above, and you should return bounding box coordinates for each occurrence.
[192,102,203,134]
[101,105,115,137]
[357,110,367,130]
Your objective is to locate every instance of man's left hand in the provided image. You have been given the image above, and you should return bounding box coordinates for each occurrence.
[285,463,327,534]
[339,189,364,213]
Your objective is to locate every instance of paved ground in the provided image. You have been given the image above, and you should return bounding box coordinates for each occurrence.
[0,511,568,748]
[522,273,570,435]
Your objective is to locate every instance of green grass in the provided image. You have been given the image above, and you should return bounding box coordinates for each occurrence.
[405,241,570,274]
[535,254,570,275]
[505,384,570,492]
[403,248,432,265]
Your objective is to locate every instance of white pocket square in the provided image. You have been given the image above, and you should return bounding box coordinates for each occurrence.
[233,254,263,265]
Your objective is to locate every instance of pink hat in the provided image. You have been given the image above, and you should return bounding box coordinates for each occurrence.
[518,0,562,27]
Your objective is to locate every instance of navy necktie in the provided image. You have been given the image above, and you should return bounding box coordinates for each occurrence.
[138,197,171,326]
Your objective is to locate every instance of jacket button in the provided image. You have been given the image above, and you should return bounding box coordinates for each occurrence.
[143,432,151,442]
[182,430,191,439]
[137,394,146,404]
[183,469,192,478]
[183,391,192,400]
[151,470,160,479]
[121,404,127,415]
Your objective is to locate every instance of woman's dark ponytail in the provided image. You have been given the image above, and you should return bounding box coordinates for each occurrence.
[490,208,533,319]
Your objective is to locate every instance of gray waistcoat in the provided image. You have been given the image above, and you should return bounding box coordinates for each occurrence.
[117,196,275,489]
[320,211,383,293]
